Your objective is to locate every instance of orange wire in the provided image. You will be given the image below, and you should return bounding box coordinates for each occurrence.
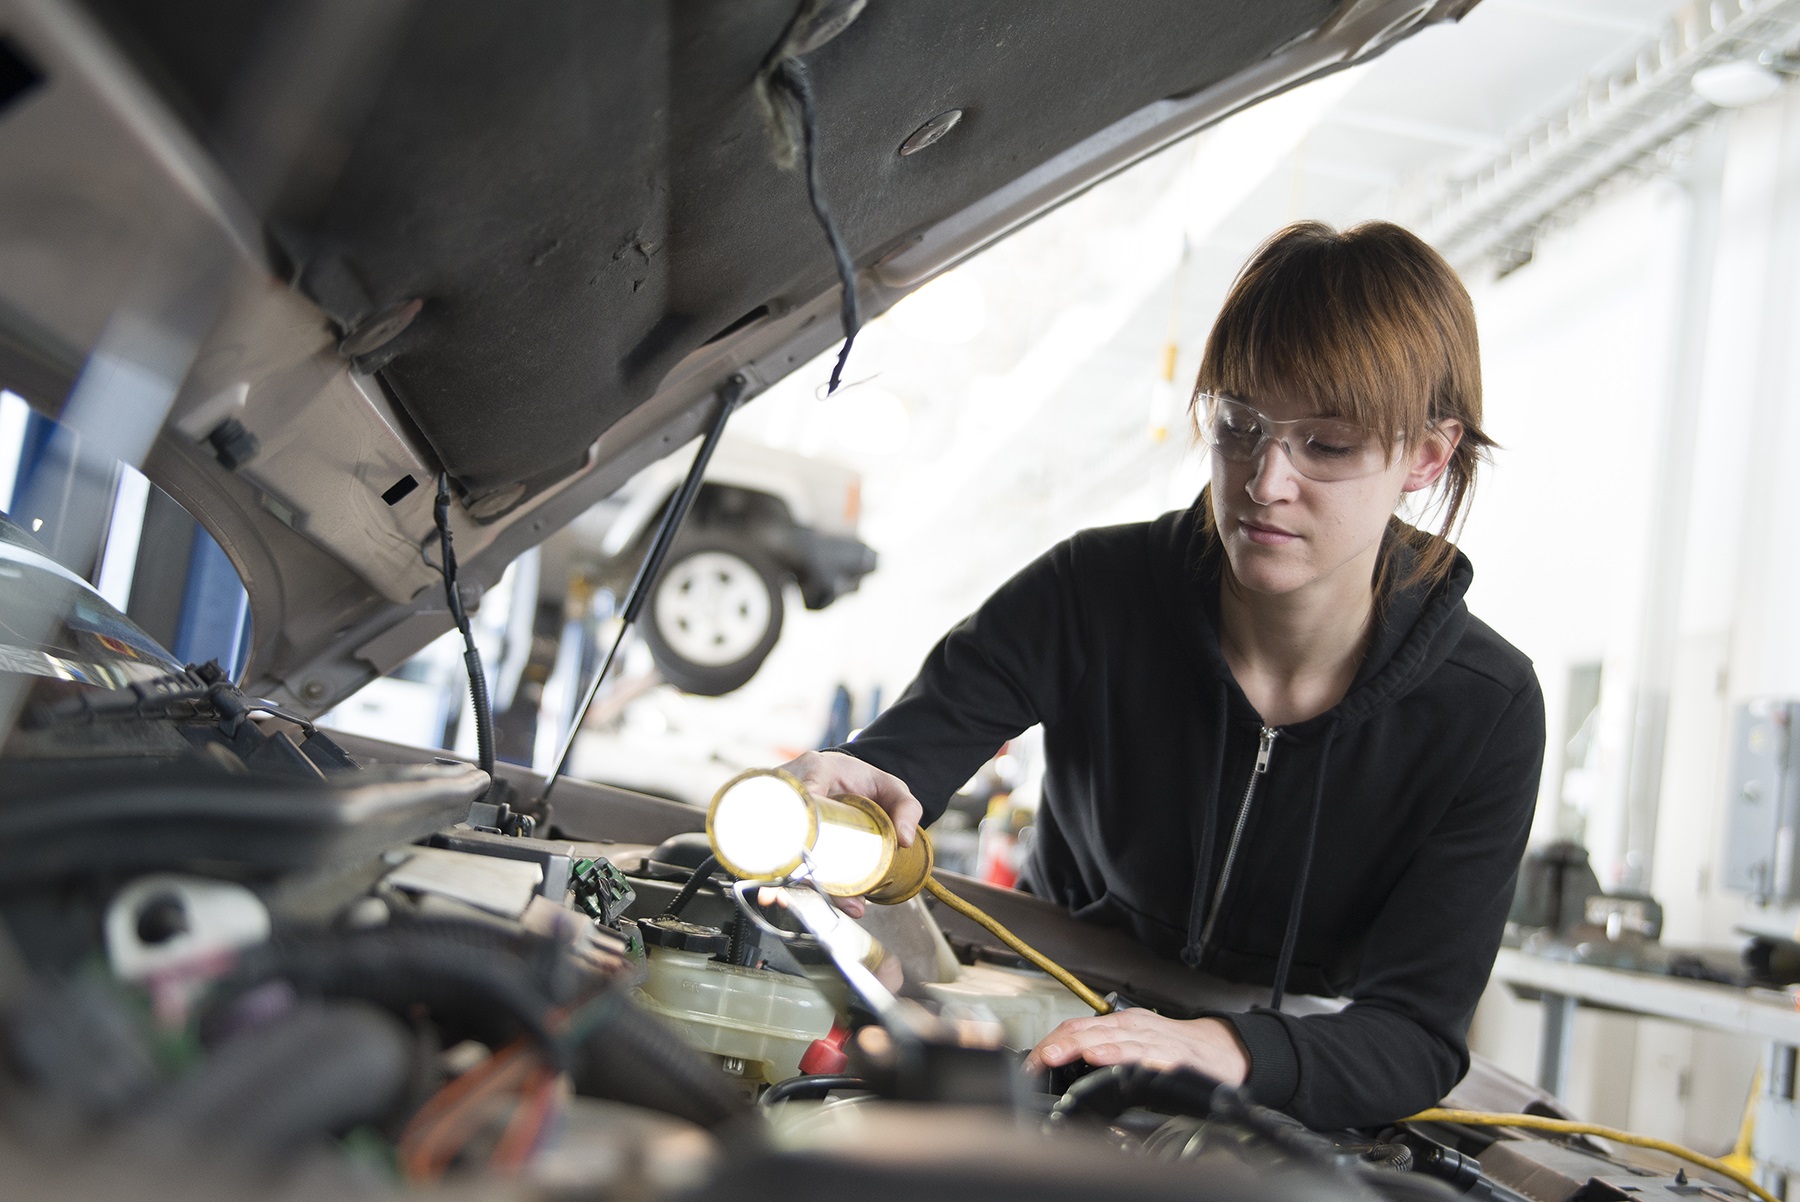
[401,1040,525,1142]
[406,1054,538,1181]
[396,992,611,1181]
[490,1066,558,1172]
[397,1041,536,1182]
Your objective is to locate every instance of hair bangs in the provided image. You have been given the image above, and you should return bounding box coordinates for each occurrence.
[1190,220,1491,596]
[1197,223,1438,446]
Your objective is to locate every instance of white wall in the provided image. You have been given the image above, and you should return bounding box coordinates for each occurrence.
[1460,179,1686,860]
[1465,87,1800,1152]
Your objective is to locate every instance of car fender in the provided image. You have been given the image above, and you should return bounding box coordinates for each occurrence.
[599,438,861,558]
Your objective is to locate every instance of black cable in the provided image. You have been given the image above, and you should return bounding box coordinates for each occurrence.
[772,57,859,395]
[726,906,752,967]
[661,854,719,919]
[435,472,495,780]
[759,1074,868,1106]
[1050,1064,1226,1126]
[538,377,748,806]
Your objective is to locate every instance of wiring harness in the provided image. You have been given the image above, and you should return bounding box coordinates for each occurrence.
[434,472,494,781]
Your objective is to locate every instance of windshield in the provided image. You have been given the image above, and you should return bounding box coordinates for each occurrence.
[0,390,250,746]
[0,512,183,689]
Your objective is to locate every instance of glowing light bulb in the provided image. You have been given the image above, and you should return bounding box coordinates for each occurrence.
[708,772,813,878]
[707,769,933,902]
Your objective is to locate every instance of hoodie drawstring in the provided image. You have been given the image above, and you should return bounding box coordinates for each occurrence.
[1268,725,1336,1012]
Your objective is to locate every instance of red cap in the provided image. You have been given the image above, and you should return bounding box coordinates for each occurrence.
[798,1023,850,1075]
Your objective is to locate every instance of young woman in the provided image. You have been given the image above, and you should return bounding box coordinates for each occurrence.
[781,220,1546,1131]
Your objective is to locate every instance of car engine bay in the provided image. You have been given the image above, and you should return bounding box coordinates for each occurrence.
[0,1,1774,1198]
[0,656,1757,1200]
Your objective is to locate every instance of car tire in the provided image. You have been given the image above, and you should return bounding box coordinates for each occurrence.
[642,535,785,696]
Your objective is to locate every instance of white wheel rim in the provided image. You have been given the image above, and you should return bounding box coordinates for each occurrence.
[653,550,773,667]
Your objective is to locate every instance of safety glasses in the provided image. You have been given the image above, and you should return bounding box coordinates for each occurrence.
[1197,392,1395,483]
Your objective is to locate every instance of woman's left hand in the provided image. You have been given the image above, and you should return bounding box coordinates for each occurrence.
[1023,1010,1251,1085]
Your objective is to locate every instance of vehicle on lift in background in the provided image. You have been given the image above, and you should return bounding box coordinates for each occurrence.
[543,435,876,697]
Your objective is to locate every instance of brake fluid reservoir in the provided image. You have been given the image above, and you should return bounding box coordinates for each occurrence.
[633,932,835,1086]
[917,961,1094,1051]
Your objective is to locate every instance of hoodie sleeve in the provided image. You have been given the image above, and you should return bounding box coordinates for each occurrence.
[832,537,1092,825]
[1217,677,1545,1131]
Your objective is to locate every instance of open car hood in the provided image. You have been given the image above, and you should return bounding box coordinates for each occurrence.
[0,0,1477,714]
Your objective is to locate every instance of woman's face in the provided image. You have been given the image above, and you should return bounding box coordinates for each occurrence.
[1209,394,1461,603]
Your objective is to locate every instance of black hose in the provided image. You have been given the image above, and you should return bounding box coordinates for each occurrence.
[1404,1140,1485,1193]
[1358,1143,1415,1172]
[1203,1084,1352,1165]
[564,988,749,1130]
[207,922,564,1065]
[435,472,495,780]
[1051,1064,1226,1125]
[759,1074,868,1106]
[662,854,720,919]
[129,999,412,1161]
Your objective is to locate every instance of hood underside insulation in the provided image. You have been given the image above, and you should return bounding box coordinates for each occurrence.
[83,0,1338,506]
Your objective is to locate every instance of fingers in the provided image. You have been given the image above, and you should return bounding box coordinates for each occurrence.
[780,750,824,787]
[1024,1015,1112,1073]
[1024,1012,1206,1078]
[883,790,924,848]
[779,750,927,848]
[834,895,866,918]
[871,945,904,993]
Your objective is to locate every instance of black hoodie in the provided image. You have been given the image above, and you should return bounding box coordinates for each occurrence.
[839,504,1544,1131]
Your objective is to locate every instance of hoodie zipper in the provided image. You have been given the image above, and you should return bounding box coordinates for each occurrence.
[1196,726,1278,951]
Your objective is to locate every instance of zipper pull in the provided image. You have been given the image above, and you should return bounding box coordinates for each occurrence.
[1255,727,1278,773]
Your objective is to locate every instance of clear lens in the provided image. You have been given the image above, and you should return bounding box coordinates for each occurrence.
[1202,395,1388,482]
[710,773,811,877]
[706,769,897,896]
[1209,401,1265,460]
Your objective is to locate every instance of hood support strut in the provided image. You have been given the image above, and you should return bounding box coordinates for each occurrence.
[536,375,750,810]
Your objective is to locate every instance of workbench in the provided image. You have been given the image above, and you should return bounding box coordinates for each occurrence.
[1492,946,1800,1197]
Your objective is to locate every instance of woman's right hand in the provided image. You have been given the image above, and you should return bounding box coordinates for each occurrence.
[775,750,924,918]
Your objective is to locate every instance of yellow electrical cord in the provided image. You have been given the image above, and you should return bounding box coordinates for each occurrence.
[1721,1066,1762,1179]
[1402,1108,1776,1202]
[907,871,1761,1202]
[901,876,1771,1202]
[923,875,1113,1015]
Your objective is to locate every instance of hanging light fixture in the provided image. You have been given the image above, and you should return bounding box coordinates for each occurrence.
[1692,58,1785,108]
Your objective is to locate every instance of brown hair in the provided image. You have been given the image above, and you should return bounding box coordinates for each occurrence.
[1191,220,1492,594]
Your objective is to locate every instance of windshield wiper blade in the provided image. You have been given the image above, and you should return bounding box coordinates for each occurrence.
[23,661,316,738]
[24,666,208,727]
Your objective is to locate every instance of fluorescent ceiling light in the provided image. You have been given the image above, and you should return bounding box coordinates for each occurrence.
[1691,60,1784,108]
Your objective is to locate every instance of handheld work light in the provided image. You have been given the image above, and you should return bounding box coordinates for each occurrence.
[706,768,933,903]
[706,767,1111,1016]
